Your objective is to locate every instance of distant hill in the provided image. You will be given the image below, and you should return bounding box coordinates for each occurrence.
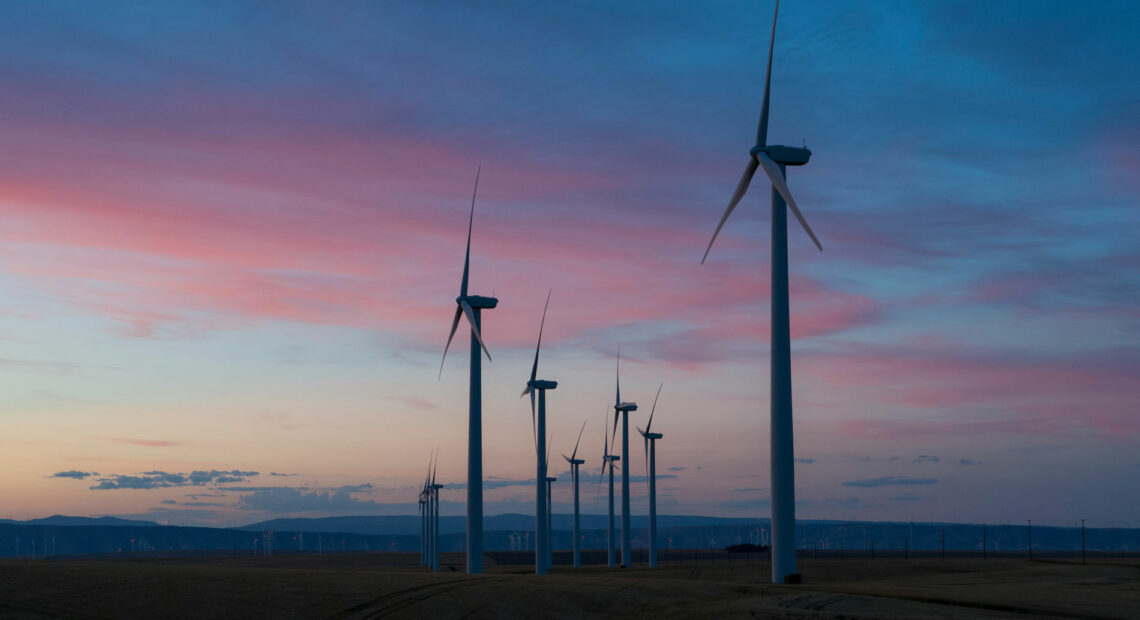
[1,515,160,527]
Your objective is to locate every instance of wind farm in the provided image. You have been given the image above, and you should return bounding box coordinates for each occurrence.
[2,0,1138,618]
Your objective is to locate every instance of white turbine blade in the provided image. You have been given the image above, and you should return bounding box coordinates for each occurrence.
[530,389,537,451]
[460,166,481,298]
[571,420,586,461]
[643,434,650,494]
[701,158,760,264]
[757,152,822,251]
[529,290,551,386]
[439,306,463,378]
[755,0,780,148]
[460,299,493,361]
[646,383,662,433]
[614,345,621,407]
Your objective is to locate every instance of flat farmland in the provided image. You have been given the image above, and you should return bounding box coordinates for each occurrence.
[0,552,1136,619]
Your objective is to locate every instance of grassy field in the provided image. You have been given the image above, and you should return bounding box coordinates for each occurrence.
[1,551,1136,619]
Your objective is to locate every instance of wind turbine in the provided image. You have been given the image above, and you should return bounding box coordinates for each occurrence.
[430,458,443,573]
[562,421,587,568]
[544,437,556,570]
[520,291,556,575]
[700,0,821,584]
[419,456,431,567]
[599,407,620,567]
[637,384,664,568]
[439,167,498,574]
[612,348,638,567]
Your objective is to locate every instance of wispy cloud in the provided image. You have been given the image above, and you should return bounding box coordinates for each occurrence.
[913,455,941,464]
[841,476,938,488]
[87,469,259,490]
[50,470,97,479]
[100,437,183,447]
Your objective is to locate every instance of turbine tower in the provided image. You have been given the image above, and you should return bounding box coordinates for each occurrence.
[599,407,620,567]
[637,384,664,568]
[611,348,638,567]
[701,0,822,584]
[544,439,556,570]
[562,421,587,568]
[440,167,498,574]
[419,456,432,567]
[520,291,556,575]
[430,458,443,572]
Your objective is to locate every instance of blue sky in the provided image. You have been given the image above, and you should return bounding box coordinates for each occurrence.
[0,1,1137,527]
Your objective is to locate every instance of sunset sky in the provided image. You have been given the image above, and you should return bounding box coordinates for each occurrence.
[1,1,1137,529]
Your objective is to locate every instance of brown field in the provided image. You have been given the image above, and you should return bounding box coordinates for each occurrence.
[1,552,1137,619]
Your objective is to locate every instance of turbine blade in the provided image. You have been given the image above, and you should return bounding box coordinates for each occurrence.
[701,158,760,264]
[545,435,552,471]
[520,385,531,398]
[644,434,650,494]
[755,0,780,148]
[571,420,586,461]
[646,383,663,433]
[530,389,537,451]
[615,345,621,407]
[460,299,493,361]
[757,152,822,251]
[529,290,551,386]
[460,166,481,298]
[439,306,463,378]
[562,453,571,463]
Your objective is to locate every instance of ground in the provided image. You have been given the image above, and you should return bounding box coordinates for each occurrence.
[0,552,1136,619]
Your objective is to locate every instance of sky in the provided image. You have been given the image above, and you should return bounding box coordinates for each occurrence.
[1,1,1137,529]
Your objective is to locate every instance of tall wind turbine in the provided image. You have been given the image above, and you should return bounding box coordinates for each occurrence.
[544,437,556,570]
[599,407,620,567]
[700,0,821,584]
[520,291,556,575]
[637,384,664,568]
[562,421,587,568]
[440,167,498,574]
[612,349,638,567]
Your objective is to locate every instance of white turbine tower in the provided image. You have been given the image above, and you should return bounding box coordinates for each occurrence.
[544,437,556,570]
[637,384,664,568]
[440,167,497,574]
[562,421,587,568]
[419,456,431,567]
[611,348,638,567]
[599,407,620,567]
[430,459,443,572]
[701,0,821,584]
[520,291,556,575]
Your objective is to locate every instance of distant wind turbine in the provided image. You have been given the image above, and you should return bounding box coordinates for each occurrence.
[430,457,443,573]
[439,167,498,574]
[419,455,431,567]
[544,436,556,570]
[562,421,587,568]
[637,384,664,568]
[520,291,556,575]
[700,0,820,584]
[612,348,638,567]
[599,406,620,567]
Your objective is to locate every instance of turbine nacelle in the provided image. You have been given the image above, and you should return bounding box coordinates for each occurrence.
[545,477,557,483]
[615,402,638,412]
[750,144,811,166]
[640,431,663,440]
[528,379,558,390]
[457,294,499,309]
